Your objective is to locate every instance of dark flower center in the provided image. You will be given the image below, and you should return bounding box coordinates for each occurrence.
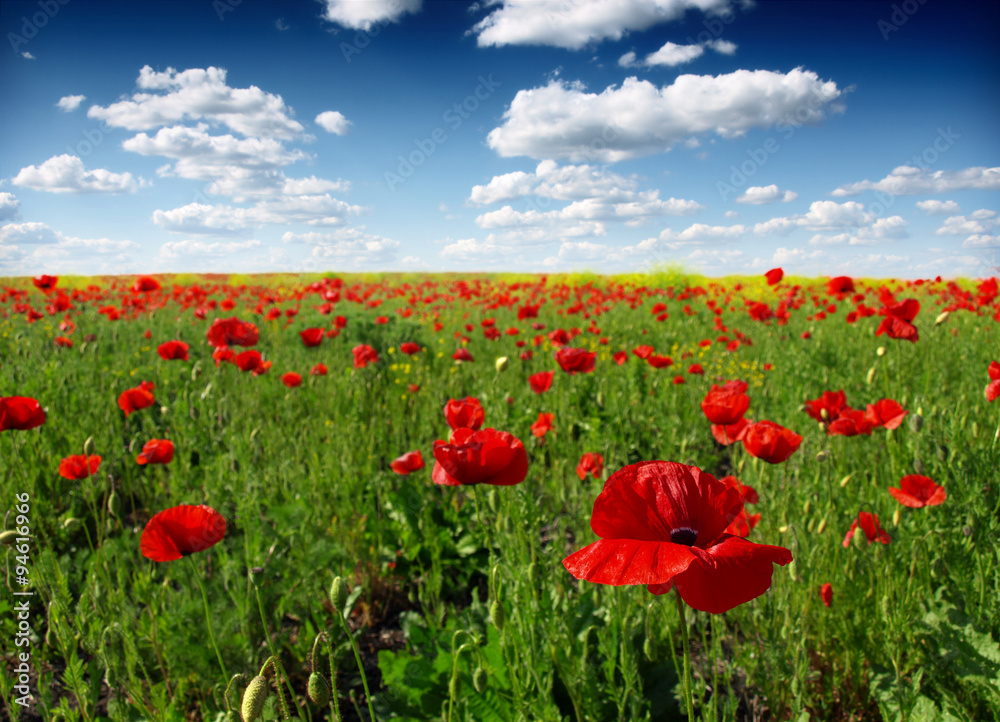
[670,526,698,546]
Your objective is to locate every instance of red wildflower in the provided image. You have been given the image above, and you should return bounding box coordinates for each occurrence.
[33,275,59,291]
[58,454,101,480]
[444,397,485,431]
[311,363,328,376]
[988,380,1000,403]
[576,452,604,481]
[408,383,420,393]
[725,508,761,538]
[206,317,259,348]
[157,340,190,361]
[742,420,802,464]
[804,390,848,423]
[281,372,302,388]
[555,347,596,374]
[865,399,908,430]
[235,350,263,372]
[827,276,855,296]
[562,461,792,614]
[820,583,833,608]
[136,439,174,465]
[299,328,324,347]
[842,511,891,547]
[765,268,783,286]
[701,380,750,425]
[889,475,946,508]
[990,361,1000,381]
[400,342,422,355]
[531,412,554,438]
[633,345,654,360]
[118,381,156,417]
[140,504,226,562]
[133,276,161,293]
[0,397,46,431]
[529,371,555,394]
[827,408,874,437]
[213,345,235,367]
[352,344,379,369]
[876,298,920,343]
[54,336,73,348]
[612,351,628,365]
[688,363,704,375]
[711,417,751,446]
[453,348,474,362]
[390,450,425,475]
[647,354,673,369]
[431,427,529,486]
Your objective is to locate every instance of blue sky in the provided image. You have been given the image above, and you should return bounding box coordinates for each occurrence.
[1,0,998,278]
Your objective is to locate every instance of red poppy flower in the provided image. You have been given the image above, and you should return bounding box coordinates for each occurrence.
[408,383,420,393]
[876,298,920,343]
[576,452,604,481]
[865,399,908,430]
[54,336,73,348]
[888,475,946,508]
[444,397,485,431]
[990,361,1000,381]
[701,380,750,425]
[157,340,190,361]
[140,504,226,562]
[311,363,328,376]
[804,390,847,423]
[529,371,555,394]
[987,380,1000,403]
[711,417,751,446]
[842,511,891,547]
[647,354,673,369]
[206,317,259,348]
[827,408,874,437]
[136,439,174,465]
[118,381,156,417]
[281,372,302,388]
[531,412,554,438]
[555,347,596,374]
[390,450,425,475]
[234,350,263,372]
[352,344,379,368]
[724,508,761,538]
[820,583,833,608]
[431,427,529,486]
[58,454,101,480]
[299,328,324,347]
[718,475,759,505]
[764,268,783,286]
[612,351,628,365]
[562,461,792,614]
[133,276,162,293]
[742,420,802,464]
[0,396,46,431]
[688,363,704,375]
[400,342,422,355]
[213,345,235,367]
[633,345,654,360]
[452,348,474,362]
[827,276,855,296]
[33,275,59,291]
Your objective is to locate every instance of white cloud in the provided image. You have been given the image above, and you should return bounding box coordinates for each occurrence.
[315,111,351,135]
[12,155,147,194]
[645,42,704,67]
[618,51,638,68]
[915,199,960,215]
[832,166,1000,196]
[321,0,421,30]
[152,195,366,235]
[21,52,34,60]
[705,38,736,54]
[56,95,86,112]
[0,222,138,275]
[487,69,845,162]
[156,239,262,261]
[756,200,873,235]
[440,237,508,262]
[0,193,21,222]
[469,170,536,205]
[152,203,253,236]
[962,234,998,248]
[88,66,306,140]
[0,222,61,245]
[282,176,350,195]
[724,210,738,219]
[657,222,747,248]
[471,0,736,50]
[935,210,998,236]
[772,246,827,265]
[283,228,400,267]
[736,184,797,204]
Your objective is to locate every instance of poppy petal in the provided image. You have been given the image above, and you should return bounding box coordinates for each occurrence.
[562,538,696,586]
[140,505,226,562]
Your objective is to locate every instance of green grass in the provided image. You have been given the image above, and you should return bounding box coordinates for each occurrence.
[0,272,998,722]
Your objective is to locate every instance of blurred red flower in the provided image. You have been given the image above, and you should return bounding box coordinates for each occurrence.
[842,511,891,547]
[390,450,425,475]
[33,275,59,291]
[118,381,155,417]
[400,342,422,355]
[827,276,855,296]
[612,351,628,365]
[576,452,604,480]
[311,363,328,376]
[235,350,263,372]
[711,417,751,446]
[562,461,792,613]
[431,427,528,486]
[133,276,161,293]
[206,317,259,348]
[158,340,190,361]
[701,380,750,425]
[299,328,324,347]
[889,475,946,508]
[555,347,596,374]
[531,412,554,438]
[444,396,485,430]
[632,345,654,360]
[136,439,174,465]
[804,390,847,423]
[0,397,46,431]
[764,268,783,286]
[352,344,379,368]
[865,399,908,430]
[140,504,226,562]
[281,372,302,388]
[827,408,874,437]
[529,371,554,394]
[742,420,802,464]
[452,348,474,362]
[820,583,833,608]
[58,454,101,480]
[54,336,73,348]
[876,298,920,343]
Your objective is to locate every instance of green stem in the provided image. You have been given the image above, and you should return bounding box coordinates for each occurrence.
[187,555,227,681]
[327,635,343,722]
[338,613,377,721]
[675,591,695,722]
[252,579,305,721]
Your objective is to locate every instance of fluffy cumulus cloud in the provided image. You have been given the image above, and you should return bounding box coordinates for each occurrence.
[753,200,912,247]
[472,0,735,50]
[156,239,262,261]
[0,193,21,222]
[487,69,845,162]
[13,154,147,194]
[315,111,351,135]
[736,184,797,204]
[0,222,138,274]
[915,199,961,215]
[88,66,306,140]
[152,195,366,235]
[56,95,86,112]
[281,227,400,268]
[832,166,1000,197]
[619,37,739,68]
[321,0,422,30]
[935,210,998,246]
[652,222,747,250]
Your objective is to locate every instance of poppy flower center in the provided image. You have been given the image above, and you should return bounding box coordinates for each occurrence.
[670,526,698,546]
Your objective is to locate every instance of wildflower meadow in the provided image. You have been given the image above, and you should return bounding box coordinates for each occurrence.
[1,269,999,722]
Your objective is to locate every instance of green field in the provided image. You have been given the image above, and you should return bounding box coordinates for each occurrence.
[1,271,998,722]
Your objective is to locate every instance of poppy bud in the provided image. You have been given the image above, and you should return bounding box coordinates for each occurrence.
[892,508,901,527]
[329,576,348,614]
[490,600,505,631]
[643,637,656,660]
[495,356,509,372]
[778,525,789,534]
[913,458,925,474]
[934,311,950,325]
[936,444,948,461]
[908,414,923,432]
[807,518,816,533]
[876,346,886,357]
[816,450,830,463]
[866,366,876,385]
[241,675,269,722]
[802,499,811,515]
[596,391,604,408]
[0,530,18,545]
[107,490,121,518]
[128,439,138,453]
[160,406,169,416]
[473,666,488,693]
[817,517,827,535]
[491,564,502,595]
[307,672,330,706]
[852,526,865,549]
[62,517,81,531]
[488,489,501,515]
[970,421,979,438]
[84,436,95,455]
[787,560,798,582]
[820,408,829,421]
[818,422,828,434]
[839,474,853,488]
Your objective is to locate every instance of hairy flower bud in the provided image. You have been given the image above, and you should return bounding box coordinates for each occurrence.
[329,576,348,614]
[84,436,95,455]
[489,600,505,631]
[241,675,269,722]
[473,666,488,693]
[307,672,330,706]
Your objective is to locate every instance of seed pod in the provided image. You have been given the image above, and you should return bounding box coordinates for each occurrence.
[489,600,505,631]
[473,667,488,693]
[803,499,811,515]
[866,366,877,385]
[494,356,509,372]
[971,421,979,438]
[0,530,18,545]
[84,436,95,455]
[787,560,798,582]
[596,391,604,408]
[909,413,923,432]
[936,444,948,462]
[934,311,950,326]
[806,518,816,533]
[852,526,865,549]
[816,517,827,535]
[307,672,330,706]
[491,564,502,596]
[876,346,886,357]
[913,458,925,474]
[329,577,348,614]
[62,517,81,531]
[893,508,901,527]
[839,474,853,488]
[643,637,655,660]
[107,490,121,518]
[816,450,830,463]
[241,675,269,722]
